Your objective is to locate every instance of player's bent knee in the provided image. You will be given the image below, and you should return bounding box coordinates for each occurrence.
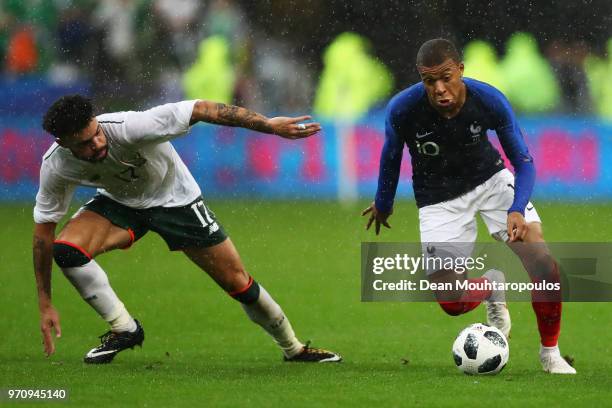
[53,242,92,268]
[525,223,544,243]
[228,276,260,304]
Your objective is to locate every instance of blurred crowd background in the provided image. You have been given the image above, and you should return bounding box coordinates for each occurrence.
[1,0,611,119]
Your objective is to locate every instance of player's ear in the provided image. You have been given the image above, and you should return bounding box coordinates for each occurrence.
[458,62,465,76]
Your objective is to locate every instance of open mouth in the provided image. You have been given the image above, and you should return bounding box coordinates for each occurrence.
[437,98,452,106]
[94,147,108,161]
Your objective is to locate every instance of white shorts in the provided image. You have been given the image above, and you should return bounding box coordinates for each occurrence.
[419,169,541,254]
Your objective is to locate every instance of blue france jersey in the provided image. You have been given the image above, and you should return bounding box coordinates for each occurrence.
[375,78,535,214]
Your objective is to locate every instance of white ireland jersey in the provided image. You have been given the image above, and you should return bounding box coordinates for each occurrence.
[34,100,202,224]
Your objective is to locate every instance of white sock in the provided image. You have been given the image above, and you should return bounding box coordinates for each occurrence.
[241,285,304,358]
[108,302,137,332]
[61,259,136,333]
[540,345,560,357]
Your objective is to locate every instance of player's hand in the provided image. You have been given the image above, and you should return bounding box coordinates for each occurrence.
[362,202,392,235]
[507,211,527,242]
[267,116,321,139]
[40,305,62,356]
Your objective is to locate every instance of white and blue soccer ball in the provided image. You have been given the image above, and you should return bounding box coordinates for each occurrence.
[452,323,509,375]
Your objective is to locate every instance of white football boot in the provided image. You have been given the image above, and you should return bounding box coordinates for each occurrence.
[540,346,577,374]
[483,269,511,339]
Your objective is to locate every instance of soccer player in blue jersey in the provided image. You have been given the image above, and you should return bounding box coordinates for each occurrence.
[362,39,575,374]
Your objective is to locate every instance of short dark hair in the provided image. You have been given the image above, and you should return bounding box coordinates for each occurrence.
[42,94,94,139]
[416,38,461,67]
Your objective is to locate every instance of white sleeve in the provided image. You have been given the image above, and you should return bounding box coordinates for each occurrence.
[122,100,198,145]
[33,161,76,224]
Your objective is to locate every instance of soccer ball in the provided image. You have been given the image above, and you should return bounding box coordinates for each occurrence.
[452,323,509,375]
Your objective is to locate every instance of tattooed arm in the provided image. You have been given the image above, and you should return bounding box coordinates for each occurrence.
[33,222,62,356]
[190,100,321,139]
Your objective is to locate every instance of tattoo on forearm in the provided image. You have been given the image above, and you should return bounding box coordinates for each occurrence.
[213,103,272,133]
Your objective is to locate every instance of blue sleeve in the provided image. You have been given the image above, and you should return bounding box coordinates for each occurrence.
[374,105,405,214]
[489,88,535,215]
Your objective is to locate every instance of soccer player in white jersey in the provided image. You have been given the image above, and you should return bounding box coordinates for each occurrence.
[34,95,341,364]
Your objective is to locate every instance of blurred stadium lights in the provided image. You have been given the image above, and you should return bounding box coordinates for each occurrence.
[1,0,611,201]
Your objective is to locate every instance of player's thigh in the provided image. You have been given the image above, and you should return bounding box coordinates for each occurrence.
[146,198,246,291]
[479,169,541,241]
[183,238,250,292]
[419,200,478,243]
[523,221,544,243]
[420,200,477,278]
[57,210,132,257]
[147,197,227,251]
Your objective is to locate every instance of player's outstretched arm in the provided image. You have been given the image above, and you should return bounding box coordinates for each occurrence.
[190,100,321,139]
[33,222,62,356]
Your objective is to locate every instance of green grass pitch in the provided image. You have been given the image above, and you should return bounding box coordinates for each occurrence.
[1,201,611,407]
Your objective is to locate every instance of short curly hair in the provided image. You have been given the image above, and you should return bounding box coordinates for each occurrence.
[42,94,95,140]
[416,38,461,68]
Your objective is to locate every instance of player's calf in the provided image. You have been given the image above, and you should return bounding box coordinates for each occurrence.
[532,301,561,347]
[229,277,341,362]
[229,276,303,358]
[434,269,511,338]
[53,241,137,333]
[432,269,491,316]
[228,275,261,304]
[438,301,480,316]
[53,241,91,268]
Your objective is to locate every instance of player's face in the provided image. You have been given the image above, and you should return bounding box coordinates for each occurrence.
[60,118,108,162]
[418,59,466,116]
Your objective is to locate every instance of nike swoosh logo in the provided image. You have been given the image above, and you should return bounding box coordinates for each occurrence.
[416,131,433,138]
[527,206,534,211]
[318,355,342,362]
[86,349,118,357]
